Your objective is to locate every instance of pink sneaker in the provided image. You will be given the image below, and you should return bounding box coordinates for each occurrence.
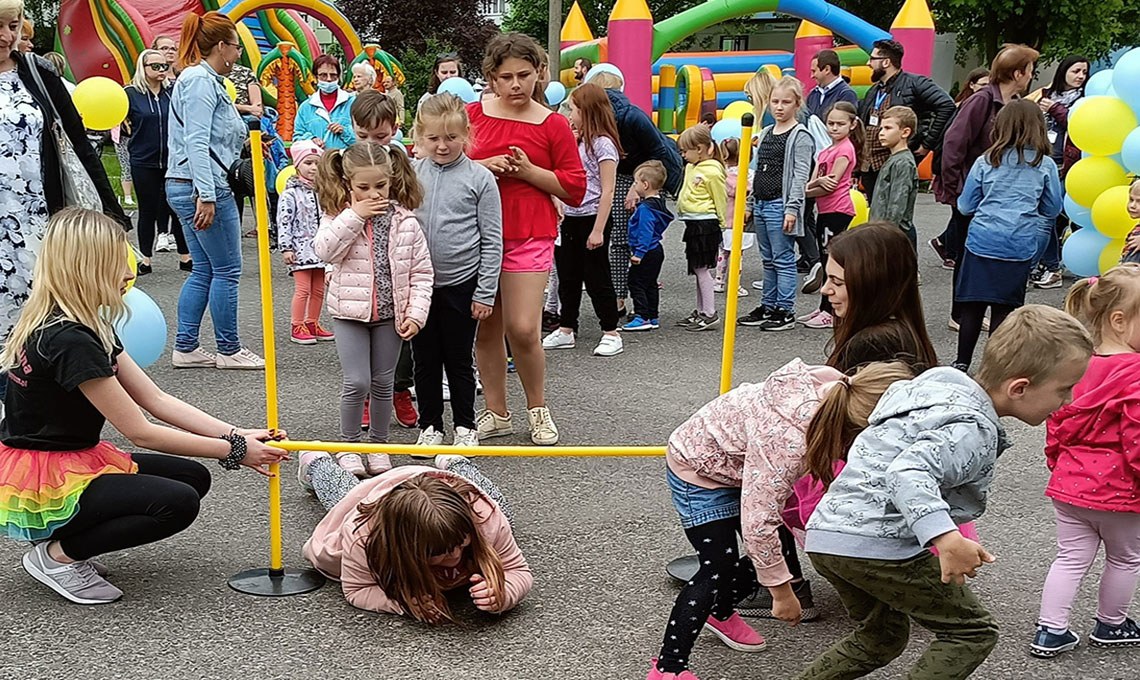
[796,309,821,323]
[646,659,701,680]
[704,612,767,652]
[307,322,335,341]
[802,311,834,329]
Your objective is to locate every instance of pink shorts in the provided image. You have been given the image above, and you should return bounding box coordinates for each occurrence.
[501,237,555,273]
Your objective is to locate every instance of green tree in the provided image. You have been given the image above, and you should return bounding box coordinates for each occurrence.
[23,0,60,53]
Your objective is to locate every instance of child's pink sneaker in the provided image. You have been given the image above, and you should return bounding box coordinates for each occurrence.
[307,322,335,341]
[645,659,701,680]
[704,612,767,652]
[290,324,316,345]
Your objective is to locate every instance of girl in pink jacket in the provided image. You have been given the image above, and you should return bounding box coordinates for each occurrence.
[1030,265,1140,658]
[314,142,433,477]
[647,358,912,680]
[299,451,531,623]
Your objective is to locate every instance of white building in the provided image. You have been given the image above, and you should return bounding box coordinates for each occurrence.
[480,0,509,25]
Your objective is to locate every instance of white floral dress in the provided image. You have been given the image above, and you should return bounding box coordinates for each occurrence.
[0,70,48,339]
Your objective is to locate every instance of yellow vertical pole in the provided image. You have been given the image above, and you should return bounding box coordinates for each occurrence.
[248,126,284,574]
[719,113,755,395]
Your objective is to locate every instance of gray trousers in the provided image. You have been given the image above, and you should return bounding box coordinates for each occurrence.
[333,318,402,443]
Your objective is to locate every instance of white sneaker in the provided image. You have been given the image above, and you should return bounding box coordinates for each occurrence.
[156,233,173,252]
[416,426,445,447]
[476,409,513,440]
[22,543,122,605]
[713,281,726,293]
[542,330,575,350]
[296,451,330,492]
[527,406,559,446]
[172,347,217,368]
[336,453,367,477]
[363,453,391,476]
[441,375,451,402]
[751,280,764,291]
[737,286,748,297]
[216,347,265,370]
[453,426,479,447]
[593,334,624,357]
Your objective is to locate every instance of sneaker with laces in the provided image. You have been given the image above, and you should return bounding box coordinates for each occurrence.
[336,453,367,477]
[435,453,471,470]
[307,322,335,341]
[22,542,123,605]
[593,334,624,357]
[686,313,720,332]
[1030,626,1080,657]
[802,311,834,329]
[296,450,330,491]
[737,579,819,621]
[675,310,701,328]
[623,315,658,332]
[736,286,748,297]
[738,306,772,326]
[527,406,559,446]
[797,309,821,323]
[172,347,217,368]
[1090,618,1140,648]
[476,409,513,440]
[453,426,479,447]
[751,280,764,291]
[416,426,445,447]
[363,453,391,476]
[759,309,795,331]
[712,281,726,293]
[704,612,767,652]
[393,390,418,428]
[542,330,576,350]
[802,262,826,294]
[216,347,266,370]
[290,324,316,345]
[155,232,172,252]
[646,659,701,680]
[1033,269,1064,289]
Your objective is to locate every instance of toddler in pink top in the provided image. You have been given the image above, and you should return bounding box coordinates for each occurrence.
[646,358,912,680]
[1030,264,1140,657]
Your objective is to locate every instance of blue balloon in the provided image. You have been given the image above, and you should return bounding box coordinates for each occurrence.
[1062,227,1112,277]
[1122,126,1140,174]
[393,129,404,143]
[1085,69,1116,98]
[545,81,566,106]
[711,118,742,144]
[1064,194,1093,228]
[437,77,477,104]
[1112,47,1140,109]
[115,288,167,369]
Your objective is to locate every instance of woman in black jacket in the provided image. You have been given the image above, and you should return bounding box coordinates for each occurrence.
[125,48,191,275]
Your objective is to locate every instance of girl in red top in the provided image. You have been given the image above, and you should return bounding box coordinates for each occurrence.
[466,33,586,447]
[1031,264,1140,657]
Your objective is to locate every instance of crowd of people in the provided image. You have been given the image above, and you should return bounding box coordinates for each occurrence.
[1,0,1138,677]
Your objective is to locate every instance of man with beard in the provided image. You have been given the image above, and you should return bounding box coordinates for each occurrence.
[858,39,954,201]
[573,58,593,84]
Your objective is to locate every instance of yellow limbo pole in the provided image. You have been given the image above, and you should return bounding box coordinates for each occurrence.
[719,113,755,395]
[272,440,666,457]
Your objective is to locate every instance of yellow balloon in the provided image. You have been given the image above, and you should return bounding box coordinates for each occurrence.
[1092,185,1137,239]
[723,100,753,121]
[224,78,238,102]
[275,165,297,195]
[125,242,137,292]
[1099,238,1126,274]
[850,189,869,227]
[73,77,129,131]
[1065,156,1129,208]
[1068,96,1139,156]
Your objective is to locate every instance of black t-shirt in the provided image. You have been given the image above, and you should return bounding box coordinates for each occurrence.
[1,321,121,451]
[754,130,789,201]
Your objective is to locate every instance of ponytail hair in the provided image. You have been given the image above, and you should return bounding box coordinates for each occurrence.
[1064,263,1140,346]
[177,11,236,70]
[314,143,424,216]
[825,101,865,169]
[805,361,914,488]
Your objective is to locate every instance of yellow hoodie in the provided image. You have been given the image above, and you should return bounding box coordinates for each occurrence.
[677,159,727,227]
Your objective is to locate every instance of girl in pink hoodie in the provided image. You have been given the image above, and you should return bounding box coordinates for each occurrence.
[1030,264,1140,657]
[314,142,433,478]
[647,358,912,680]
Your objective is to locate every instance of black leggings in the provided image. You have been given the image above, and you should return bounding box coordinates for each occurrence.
[954,302,1016,369]
[50,453,211,561]
[132,164,188,258]
[816,212,855,314]
[657,517,760,673]
[556,215,619,333]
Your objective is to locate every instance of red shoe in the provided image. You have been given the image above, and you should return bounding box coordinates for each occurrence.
[307,322,335,341]
[361,397,370,431]
[393,390,417,428]
[290,324,316,345]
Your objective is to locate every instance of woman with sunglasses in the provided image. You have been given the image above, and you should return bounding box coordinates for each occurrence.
[125,49,191,276]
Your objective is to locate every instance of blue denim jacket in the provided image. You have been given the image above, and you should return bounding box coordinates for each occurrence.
[957,149,1063,262]
[166,61,247,202]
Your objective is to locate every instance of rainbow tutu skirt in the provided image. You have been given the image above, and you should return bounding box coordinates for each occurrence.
[0,441,137,542]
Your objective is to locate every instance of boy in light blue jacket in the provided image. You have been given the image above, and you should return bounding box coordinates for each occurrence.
[797,305,1092,680]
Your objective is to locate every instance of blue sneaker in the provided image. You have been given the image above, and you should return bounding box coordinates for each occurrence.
[1029,626,1080,658]
[1090,618,1140,648]
[622,315,658,332]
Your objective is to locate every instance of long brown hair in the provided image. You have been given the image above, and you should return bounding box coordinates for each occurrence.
[176,11,236,70]
[315,141,423,214]
[826,222,937,373]
[805,361,914,488]
[356,475,507,624]
[985,99,1051,168]
[569,83,624,160]
[824,101,865,168]
[428,53,462,94]
[956,67,989,104]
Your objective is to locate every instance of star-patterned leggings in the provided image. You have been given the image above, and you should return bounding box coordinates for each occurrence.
[656,516,759,673]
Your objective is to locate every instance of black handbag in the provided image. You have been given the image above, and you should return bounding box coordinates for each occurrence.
[171,105,257,197]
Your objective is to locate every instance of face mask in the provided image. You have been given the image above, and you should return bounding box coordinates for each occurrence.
[318,81,339,94]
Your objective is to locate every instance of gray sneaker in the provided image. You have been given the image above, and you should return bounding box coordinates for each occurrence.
[22,543,123,604]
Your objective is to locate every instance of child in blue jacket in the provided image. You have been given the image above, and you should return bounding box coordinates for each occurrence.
[623,160,674,331]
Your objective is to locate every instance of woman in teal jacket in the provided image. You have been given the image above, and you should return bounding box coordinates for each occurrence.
[293,54,356,149]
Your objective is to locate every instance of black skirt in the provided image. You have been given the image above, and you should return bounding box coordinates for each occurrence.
[955,250,1034,307]
[682,218,721,274]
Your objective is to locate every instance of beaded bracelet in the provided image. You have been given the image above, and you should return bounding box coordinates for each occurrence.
[218,431,247,470]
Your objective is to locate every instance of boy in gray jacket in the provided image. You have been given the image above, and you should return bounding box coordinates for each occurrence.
[869,106,919,251]
[798,305,1093,680]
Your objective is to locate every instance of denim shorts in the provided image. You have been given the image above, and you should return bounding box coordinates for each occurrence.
[666,466,741,529]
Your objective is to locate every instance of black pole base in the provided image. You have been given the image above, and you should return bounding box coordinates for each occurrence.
[227,567,326,597]
[665,554,701,583]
